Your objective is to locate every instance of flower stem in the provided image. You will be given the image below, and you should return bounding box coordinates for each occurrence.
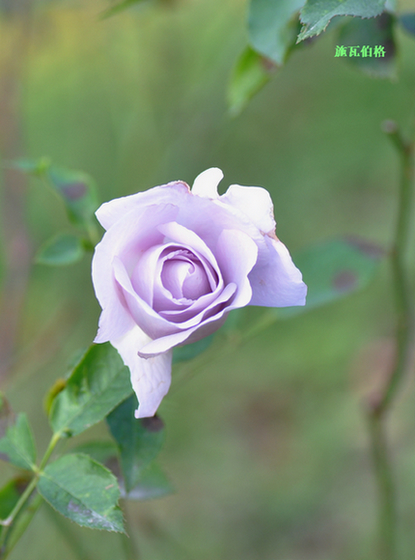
[0,431,62,556]
[366,122,415,560]
[1,494,44,560]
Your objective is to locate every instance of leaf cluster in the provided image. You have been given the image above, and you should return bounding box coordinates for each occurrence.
[0,343,172,541]
[10,157,100,266]
[229,0,415,114]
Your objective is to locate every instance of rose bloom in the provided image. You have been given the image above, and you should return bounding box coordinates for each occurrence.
[92,168,306,418]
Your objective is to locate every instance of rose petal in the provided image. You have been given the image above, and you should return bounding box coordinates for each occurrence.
[111,325,173,418]
[191,167,223,199]
[220,184,276,234]
[137,282,237,356]
[113,256,181,339]
[114,253,226,337]
[92,203,180,342]
[248,235,307,307]
[214,228,258,308]
[95,181,189,230]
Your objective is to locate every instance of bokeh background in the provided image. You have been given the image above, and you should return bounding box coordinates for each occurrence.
[1,0,415,558]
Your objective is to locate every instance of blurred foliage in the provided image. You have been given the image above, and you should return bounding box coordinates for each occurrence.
[1,0,415,558]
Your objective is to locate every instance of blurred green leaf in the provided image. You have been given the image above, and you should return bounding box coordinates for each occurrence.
[298,0,386,41]
[36,233,85,266]
[337,13,396,78]
[123,462,173,501]
[0,414,37,471]
[228,47,275,116]
[71,440,119,465]
[49,343,133,438]
[38,453,125,533]
[107,395,165,493]
[172,335,214,365]
[399,13,415,36]
[47,166,99,228]
[12,158,99,229]
[0,477,29,520]
[248,0,305,64]
[100,0,147,19]
[11,156,52,176]
[279,237,384,317]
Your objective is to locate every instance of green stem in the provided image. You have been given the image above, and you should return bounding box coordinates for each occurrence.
[376,124,414,414]
[0,476,37,531]
[368,413,396,560]
[0,431,62,556]
[2,494,44,560]
[38,431,62,471]
[366,123,415,560]
[86,220,101,248]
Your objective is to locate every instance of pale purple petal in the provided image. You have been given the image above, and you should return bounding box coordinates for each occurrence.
[94,304,135,343]
[220,184,276,233]
[113,256,182,339]
[138,282,237,356]
[92,203,180,342]
[111,325,173,418]
[214,228,258,308]
[248,235,307,307]
[95,182,189,230]
[158,221,221,266]
[191,167,223,199]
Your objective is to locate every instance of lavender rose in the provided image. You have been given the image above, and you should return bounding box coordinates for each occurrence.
[92,168,307,418]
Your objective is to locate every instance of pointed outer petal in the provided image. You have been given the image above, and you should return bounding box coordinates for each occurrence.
[137,282,237,357]
[168,192,262,257]
[94,302,135,343]
[95,181,190,230]
[191,167,223,199]
[248,235,307,307]
[92,203,180,340]
[214,228,258,308]
[111,326,172,418]
[220,184,276,234]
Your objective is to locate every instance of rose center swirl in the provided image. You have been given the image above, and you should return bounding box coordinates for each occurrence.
[160,249,211,301]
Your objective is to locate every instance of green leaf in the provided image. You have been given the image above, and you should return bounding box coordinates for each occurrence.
[107,395,165,493]
[100,0,147,19]
[298,0,386,41]
[248,0,306,64]
[49,343,134,438]
[337,13,396,78]
[71,441,119,465]
[123,462,173,501]
[0,477,29,520]
[399,13,415,36]
[227,47,275,117]
[47,166,99,228]
[12,158,99,229]
[172,335,214,365]
[279,237,384,317]
[0,413,37,471]
[11,156,51,175]
[38,453,125,533]
[36,233,85,266]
